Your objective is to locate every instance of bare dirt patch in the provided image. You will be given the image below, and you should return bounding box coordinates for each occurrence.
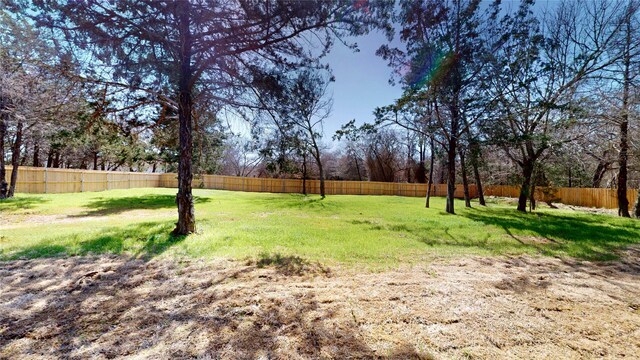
[553,203,619,216]
[0,209,175,230]
[1,250,639,359]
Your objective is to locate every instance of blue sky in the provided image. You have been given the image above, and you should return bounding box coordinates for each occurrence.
[320,0,551,147]
[227,29,404,147]
[322,30,404,145]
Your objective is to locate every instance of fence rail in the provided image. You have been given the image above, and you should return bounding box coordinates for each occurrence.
[5,166,162,194]
[4,166,638,210]
[160,173,477,198]
[483,185,638,210]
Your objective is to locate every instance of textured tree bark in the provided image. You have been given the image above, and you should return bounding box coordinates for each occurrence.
[470,153,485,206]
[445,99,460,214]
[618,117,630,217]
[517,161,534,212]
[53,152,61,168]
[406,131,412,183]
[459,149,471,208]
[46,149,53,168]
[318,161,325,198]
[617,10,632,218]
[309,128,325,199]
[425,138,435,208]
[529,174,536,211]
[174,0,196,235]
[633,186,640,219]
[445,137,457,214]
[33,142,40,167]
[0,113,7,199]
[464,126,485,205]
[592,160,611,188]
[301,152,307,195]
[8,121,23,198]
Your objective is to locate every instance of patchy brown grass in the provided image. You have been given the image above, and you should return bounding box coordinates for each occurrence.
[1,250,640,359]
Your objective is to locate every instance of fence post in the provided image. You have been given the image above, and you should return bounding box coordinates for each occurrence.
[107,172,111,190]
[81,172,85,192]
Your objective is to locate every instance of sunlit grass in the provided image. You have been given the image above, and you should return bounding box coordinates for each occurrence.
[2,188,640,267]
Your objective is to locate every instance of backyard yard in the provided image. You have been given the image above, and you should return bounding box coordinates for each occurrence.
[1,189,640,358]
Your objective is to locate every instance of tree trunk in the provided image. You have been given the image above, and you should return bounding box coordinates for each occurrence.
[464,125,485,206]
[617,11,632,218]
[317,157,325,199]
[0,114,7,199]
[33,142,40,167]
[425,138,435,208]
[517,161,534,212]
[46,149,53,167]
[354,153,362,181]
[309,130,325,198]
[445,137,456,214]
[302,152,307,195]
[459,149,471,208]
[93,151,99,170]
[406,131,412,183]
[618,116,630,217]
[174,0,196,235]
[53,152,60,168]
[470,154,485,206]
[592,160,610,188]
[529,173,536,211]
[437,159,446,185]
[8,121,23,198]
[444,98,460,214]
[633,185,640,218]
[529,185,536,211]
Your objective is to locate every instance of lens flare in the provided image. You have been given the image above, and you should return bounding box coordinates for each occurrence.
[406,51,449,89]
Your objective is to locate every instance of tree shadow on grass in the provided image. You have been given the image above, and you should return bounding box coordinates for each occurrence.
[68,194,211,217]
[460,207,640,261]
[0,196,50,213]
[250,193,338,211]
[0,221,186,261]
[249,252,331,276]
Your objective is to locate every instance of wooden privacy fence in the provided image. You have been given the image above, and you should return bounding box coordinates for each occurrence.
[484,185,639,210]
[5,166,638,210]
[6,166,473,198]
[5,166,162,194]
[161,173,477,198]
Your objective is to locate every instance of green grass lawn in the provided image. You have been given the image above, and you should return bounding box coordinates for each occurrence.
[2,188,640,267]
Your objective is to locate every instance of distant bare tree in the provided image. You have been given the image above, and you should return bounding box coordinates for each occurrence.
[484,0,629,212]
[221,139,262,177]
